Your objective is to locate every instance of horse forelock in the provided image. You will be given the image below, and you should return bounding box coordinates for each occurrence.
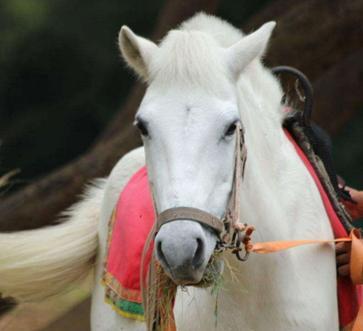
[148,30,232,95]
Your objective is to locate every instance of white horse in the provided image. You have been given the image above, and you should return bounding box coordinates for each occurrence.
[0,13,339,331]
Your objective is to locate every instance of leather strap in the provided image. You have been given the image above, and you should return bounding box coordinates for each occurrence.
[221,123,246,241]
[157,207,224,234]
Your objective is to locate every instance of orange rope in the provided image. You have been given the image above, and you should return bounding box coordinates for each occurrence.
[246,229,363,331]
[249,237,352,254]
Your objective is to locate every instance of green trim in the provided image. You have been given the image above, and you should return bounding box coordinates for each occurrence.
[105,298,145,321]
[116,299,144,316]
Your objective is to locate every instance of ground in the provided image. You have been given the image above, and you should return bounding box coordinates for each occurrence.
[0,279,91,331]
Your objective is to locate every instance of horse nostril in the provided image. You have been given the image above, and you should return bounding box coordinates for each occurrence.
[156,240,167,265]
[192,237,204,269]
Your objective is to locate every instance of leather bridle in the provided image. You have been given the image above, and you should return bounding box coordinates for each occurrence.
[155,122,253,262]
[154,66,314,262]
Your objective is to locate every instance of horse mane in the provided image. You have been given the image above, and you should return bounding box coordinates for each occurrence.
[179,12,244,47]
[148,13,245,94]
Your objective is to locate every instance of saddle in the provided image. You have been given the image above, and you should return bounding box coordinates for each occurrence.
[275,66,355,231]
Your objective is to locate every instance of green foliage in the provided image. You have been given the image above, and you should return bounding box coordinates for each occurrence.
[0,0,162,185]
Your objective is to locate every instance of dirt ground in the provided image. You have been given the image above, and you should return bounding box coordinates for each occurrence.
[41,298,90,331]
[0,296,90,331]
[0,279,91,331]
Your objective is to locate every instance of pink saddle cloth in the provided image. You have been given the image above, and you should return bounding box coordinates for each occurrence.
[102,167,154,320]
[103,131,361,328]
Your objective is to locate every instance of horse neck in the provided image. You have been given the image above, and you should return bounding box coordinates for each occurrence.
[218,64,336,315]
[236,63,324,241]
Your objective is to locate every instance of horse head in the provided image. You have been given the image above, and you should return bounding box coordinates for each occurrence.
[118,17,276,285]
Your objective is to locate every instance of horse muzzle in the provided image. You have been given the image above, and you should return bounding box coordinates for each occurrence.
[154,219,218,285]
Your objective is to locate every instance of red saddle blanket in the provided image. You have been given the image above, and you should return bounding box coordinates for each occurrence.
[102,166,153,320]
[102,131,361,328]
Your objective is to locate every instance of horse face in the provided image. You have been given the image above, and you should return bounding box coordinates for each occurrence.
[118,22,275,284]
[136,91,239,284]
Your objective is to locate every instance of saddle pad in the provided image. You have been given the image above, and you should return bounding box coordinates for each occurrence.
[102,132,360,328]
[102,167,154,320]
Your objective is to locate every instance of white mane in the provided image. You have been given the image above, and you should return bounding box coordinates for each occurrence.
[180,12,243,46]
[149,29,230,94]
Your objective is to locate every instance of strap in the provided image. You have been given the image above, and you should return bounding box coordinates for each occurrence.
[222,123,246,240]
[157,207,224,234]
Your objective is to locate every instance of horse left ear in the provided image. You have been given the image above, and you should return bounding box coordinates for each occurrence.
[118,26,158,81]
[226,21,276,77]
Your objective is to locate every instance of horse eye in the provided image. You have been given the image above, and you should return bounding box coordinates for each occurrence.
[135,119,149,137]
[225,123,237,136]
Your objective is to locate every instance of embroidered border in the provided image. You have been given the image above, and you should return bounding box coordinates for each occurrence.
[102,209,145,319]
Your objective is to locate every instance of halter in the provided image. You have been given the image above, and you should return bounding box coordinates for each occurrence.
[155,122,252,262]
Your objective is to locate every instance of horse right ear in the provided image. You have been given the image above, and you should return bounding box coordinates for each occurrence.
[118,26,158,81]
[226,21,276,78]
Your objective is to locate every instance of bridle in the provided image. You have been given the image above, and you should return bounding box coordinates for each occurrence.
[154,66,315,263]
[156,122,253,262]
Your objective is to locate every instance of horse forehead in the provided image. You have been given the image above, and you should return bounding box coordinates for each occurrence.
[140,87,237,117]
[139,100,238,130]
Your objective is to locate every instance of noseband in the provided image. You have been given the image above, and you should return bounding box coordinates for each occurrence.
[156,122,251,261]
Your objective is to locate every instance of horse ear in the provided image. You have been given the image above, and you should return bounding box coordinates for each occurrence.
[118,26,158,80]
[226,21,276,77]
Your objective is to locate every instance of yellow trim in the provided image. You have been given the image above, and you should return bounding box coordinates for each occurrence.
[118,310,145,321]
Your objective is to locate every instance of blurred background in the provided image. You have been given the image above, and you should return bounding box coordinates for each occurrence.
[0,0,362,330]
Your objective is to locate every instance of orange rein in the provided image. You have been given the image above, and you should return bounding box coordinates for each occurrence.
[242,228,363,331]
